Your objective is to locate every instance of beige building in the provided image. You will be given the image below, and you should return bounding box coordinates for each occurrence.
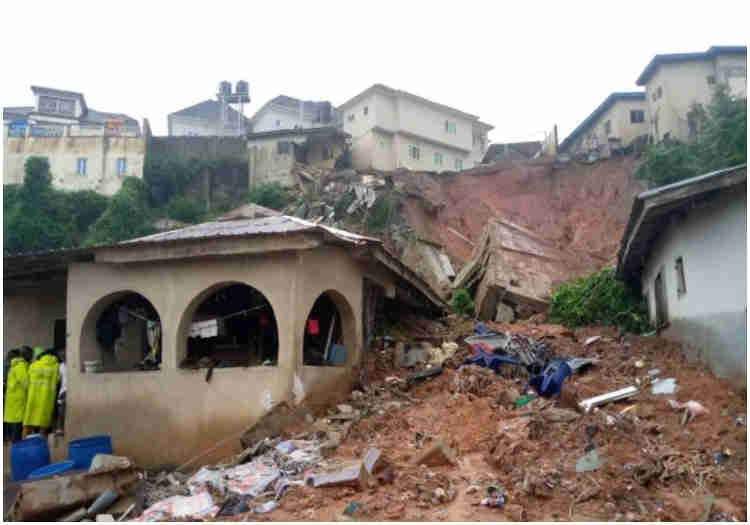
[636,46,747,143]
[3,87,144,195]
[338,84,492,172]
[3,216,443,467]
[559,92,648,156]
[247,127,349,187]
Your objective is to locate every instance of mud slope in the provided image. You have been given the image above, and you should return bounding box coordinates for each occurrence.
[398,156,644,267]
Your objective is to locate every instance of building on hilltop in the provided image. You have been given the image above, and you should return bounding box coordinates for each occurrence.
[558,92,648,157]
[636,46,746,143]
[168,99,250,137]
[3,86,144,195]
[338,84,492,172]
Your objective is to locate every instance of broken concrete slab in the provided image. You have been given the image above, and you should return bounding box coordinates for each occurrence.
[307,463,368,489]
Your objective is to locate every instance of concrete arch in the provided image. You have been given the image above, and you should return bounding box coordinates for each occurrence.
[79,290,162,373]
[175,280,279,368]
[301,289,357,366]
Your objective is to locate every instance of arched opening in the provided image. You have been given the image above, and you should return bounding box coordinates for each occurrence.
[181,283,278,369]
[81,291,162,373]
[303,291,354,366]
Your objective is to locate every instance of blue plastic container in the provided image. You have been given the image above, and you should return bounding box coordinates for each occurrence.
[11,435,51,481]
[28,460,76,480]
[68,435,113,469]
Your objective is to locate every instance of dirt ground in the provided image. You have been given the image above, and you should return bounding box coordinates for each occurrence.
[229,317,746,522]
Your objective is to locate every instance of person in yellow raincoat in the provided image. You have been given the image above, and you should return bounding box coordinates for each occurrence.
[3,349,29,442]
[23,349,59,436]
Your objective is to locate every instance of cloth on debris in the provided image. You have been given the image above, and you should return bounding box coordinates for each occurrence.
[189,459,280,498]
[23,353,59,428]
[4,357,29,424]
[529,359,572,398]
[575,449,603,472]
[136,492,219,521]
[464,346,520,372]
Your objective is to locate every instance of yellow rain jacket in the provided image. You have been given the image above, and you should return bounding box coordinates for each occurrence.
[4,357,29,423]
[23,354,59,428]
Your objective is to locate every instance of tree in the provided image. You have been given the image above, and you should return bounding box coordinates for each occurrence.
[637,86,747,187]
[247,182,292,210]
[85,177,155,246]
[3,157,75,254]
[166,195,204,224]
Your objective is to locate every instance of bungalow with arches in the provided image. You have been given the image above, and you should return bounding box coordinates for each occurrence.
[3,216,443,466]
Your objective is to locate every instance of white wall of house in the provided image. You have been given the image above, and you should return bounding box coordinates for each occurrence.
[641,186,746,384]
[644,54,747,142]
[168,115,223,136]
[341,86,490,172]
[252,105,319,133]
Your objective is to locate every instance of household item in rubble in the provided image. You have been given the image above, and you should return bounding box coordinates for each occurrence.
[10,434,51,481]
[83,360,103,373]
[27,459,76,480]
[465,346,521,372]
[69,435,113,469]
[327,344,347,365]
[529,359,572,398]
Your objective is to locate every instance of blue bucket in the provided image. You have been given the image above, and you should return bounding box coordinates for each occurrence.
[68,435,113,469]
[28,460,76,480]
[11,435,51,481]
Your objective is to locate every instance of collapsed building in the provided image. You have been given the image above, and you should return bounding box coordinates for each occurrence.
[3,216,444,467]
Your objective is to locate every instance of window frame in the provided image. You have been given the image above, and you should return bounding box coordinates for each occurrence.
[630,110,645,124]
[454,158,463,171]
[76,157,87,176]
[408,144,421,160]
[433,151,443,166]
[674,256,687,297]
[116,157,127,176]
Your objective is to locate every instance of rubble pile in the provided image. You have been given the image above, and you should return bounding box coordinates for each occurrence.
[116,316,746,522]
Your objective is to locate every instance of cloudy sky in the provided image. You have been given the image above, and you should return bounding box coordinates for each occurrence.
[2,1,747,143]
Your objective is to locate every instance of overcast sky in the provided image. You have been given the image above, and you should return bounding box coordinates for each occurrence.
[2,1,747,143]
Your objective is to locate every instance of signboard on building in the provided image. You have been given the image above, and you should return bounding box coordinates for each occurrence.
[105,118,125,136]
[8,119,27,137]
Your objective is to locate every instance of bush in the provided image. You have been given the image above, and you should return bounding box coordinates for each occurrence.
[451,288,475,317]
[548,268,649,333]
[247,182,292,210]
[166,196,204,223]
[64,190,110,237]
[86,177,154,246]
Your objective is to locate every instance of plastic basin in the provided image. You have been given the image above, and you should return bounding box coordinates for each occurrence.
[28,460,76,480]
[10,435,50,481]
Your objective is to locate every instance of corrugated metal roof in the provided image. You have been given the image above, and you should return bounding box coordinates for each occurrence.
[617,164,747,283]
[119,215,380,247]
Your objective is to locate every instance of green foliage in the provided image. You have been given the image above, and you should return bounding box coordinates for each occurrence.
[166,195,204,224]
[64,191,110,239]
[247,182,292,210]
[548,268,649,333]
[636,86,747,187]
[451,288,475,317]
[365,195,394,233]
[85,177,154,246]
[4,157,75,254]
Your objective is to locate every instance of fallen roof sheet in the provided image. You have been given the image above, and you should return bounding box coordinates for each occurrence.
[617,164,746,284]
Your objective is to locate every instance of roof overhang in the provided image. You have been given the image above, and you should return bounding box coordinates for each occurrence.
[616,164,747,284]
[636,46,747,86]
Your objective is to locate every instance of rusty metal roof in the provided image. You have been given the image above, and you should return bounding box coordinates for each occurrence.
[119,215,380,247]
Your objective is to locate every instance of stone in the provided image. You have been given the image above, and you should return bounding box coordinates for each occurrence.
[413,440,457,467]
[495,302,515,323]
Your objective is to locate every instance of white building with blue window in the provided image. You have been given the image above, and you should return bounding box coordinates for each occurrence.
[3,86,145,195]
